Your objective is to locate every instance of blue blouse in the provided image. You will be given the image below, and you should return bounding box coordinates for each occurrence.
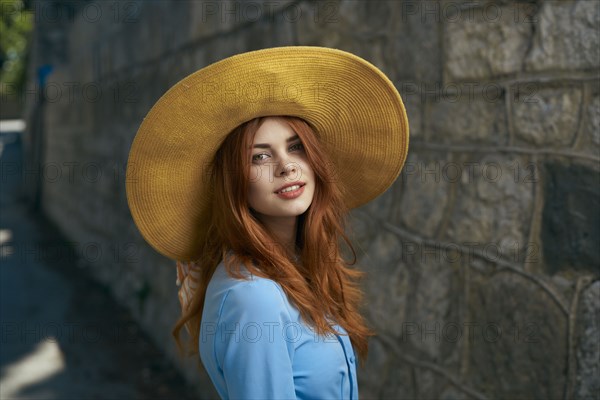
[199,260,359,399]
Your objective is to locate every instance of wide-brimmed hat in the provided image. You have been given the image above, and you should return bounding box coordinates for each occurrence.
[126,46,409,261]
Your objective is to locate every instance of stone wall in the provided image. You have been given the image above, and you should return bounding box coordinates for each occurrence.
[24,0,599,398]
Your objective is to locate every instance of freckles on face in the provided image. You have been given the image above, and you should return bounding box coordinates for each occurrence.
[247,118,315,220]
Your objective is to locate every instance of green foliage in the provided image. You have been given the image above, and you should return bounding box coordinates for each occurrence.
[0,0,33,95]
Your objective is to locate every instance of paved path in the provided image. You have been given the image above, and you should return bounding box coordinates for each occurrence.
[0,129,198,399]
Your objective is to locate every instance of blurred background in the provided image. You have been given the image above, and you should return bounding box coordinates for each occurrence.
[1,0,598,399]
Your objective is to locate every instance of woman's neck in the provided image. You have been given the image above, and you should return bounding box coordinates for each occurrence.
[259,215,299,256]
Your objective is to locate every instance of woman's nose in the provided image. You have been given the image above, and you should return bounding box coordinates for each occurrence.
[277,161,295,176]
[276,158,299,178]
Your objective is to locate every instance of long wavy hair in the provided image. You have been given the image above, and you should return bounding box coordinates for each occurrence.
[172,115,375,367]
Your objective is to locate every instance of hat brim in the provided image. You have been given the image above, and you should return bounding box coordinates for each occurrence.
[126,46,409,261]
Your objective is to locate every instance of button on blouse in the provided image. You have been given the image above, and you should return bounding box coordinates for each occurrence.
[199,261,359,399]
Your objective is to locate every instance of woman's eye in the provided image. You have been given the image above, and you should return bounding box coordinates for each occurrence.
[252,153,268,162]
[290,143,304,151]
[252,143,303,163]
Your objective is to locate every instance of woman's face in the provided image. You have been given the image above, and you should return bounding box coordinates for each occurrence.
[248,117,315,222]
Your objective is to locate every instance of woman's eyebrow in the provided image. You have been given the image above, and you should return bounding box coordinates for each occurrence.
[253,135,300,149]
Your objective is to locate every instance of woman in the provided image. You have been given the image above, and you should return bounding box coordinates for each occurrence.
[126,46,409,399]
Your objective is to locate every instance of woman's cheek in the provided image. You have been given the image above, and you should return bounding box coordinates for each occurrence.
[299,162,314,181]
[249,165,263,183]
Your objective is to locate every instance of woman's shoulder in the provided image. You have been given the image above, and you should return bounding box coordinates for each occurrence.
[208,260,291,319]
[211,258,279,289]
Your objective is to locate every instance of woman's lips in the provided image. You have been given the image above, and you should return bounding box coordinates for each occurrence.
[275,184,305,199]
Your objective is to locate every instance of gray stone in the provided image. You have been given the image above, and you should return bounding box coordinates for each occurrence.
[188,0,231,40]
[440,385,471,400]
[345,210,377,258]
[354,176,399,222]
[159,56,184,93]
[338,0,393,35]
[575,281,600,400]
[295,1,392,76]
[542,161,600,275]
[378,357,416,399]
[513,86,582,147]
[128,5,164,65]
[442,153,535,263]
[189,0,297,40]
[400,90,422,141]
[350,205,411,339]
[587,93,600,146]
[243,15,296,50]
[468,272,567,399]
[203,34,247,66]
[362,253,409,338]
[394,151,452,237]
[407,257,461,365]
[360,338,415,399]
[387,1,441,83]
[271,8,298,46]
[427,88,508,145]
[415,369,439,399]
[444,4,533,80]
[525,0,600,72]
[69,8,98,82]
[129,65,165,122]
[295,1,342,46]
[577,86,600,157]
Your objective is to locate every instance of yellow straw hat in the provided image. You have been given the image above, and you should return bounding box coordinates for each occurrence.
[126,46,409,261]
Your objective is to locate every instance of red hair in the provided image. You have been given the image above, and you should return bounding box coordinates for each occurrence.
[172,116,375,367]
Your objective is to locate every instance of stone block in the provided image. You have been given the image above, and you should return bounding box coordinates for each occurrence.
[444,3,533,81]
[395,151,452,237]
[203,35,247,66]
[242,17,294,50]
[338,0,393,34]
[270,9,298,46]
[129,65,165,123]
[358,238,463,379]
[132,4,165,64]
[399,89,422,140]
[414,369,438,398]
[362,252,409,338]
[468,272,567,399]
[585,91,600,146]
[346,209,377,257]
[69,6,100,83]
[426,87,508,145]
[296,1,391,76]
[388,1,441,83]
[189,0,296,41]
[189,0,230,40]
[108,74,146,129]
[352,170,400,229]
[441,153,535,263]
[513,85,582,147]
[575,82,600,157]
[407,258,461,362]
[112,30,131,73]
[162,1,193,51]
[295,1,344,46]
[360,338,415,399]
[525,0,600,72]
[575,281,600,399]
[440,386,472,400]
[541,160,600,274]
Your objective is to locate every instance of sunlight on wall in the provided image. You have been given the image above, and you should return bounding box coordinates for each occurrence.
[0,229,14,258]
[0,339,66,398]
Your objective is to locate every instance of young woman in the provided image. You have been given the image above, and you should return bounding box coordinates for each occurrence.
[126,46,409,399]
